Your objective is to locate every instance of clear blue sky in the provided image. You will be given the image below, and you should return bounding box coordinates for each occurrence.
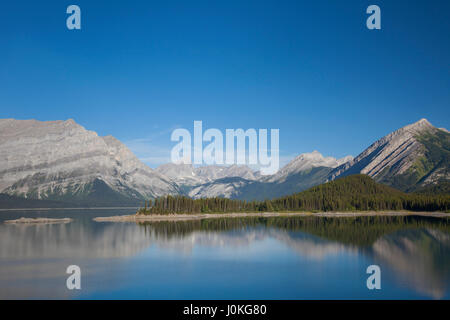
[1,0,449,167]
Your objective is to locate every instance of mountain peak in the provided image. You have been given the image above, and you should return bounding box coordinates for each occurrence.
[417,118,430,124]
[403,118,434,134]
[265,151,352,184]
[293,151,324,161]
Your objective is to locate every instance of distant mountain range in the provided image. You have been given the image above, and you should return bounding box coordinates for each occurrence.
[0,118,448,207]
[187,151,354,200]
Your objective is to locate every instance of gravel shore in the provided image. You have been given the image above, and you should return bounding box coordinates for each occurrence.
[93,211,450,223]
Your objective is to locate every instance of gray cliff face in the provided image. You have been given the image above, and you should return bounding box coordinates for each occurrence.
[328,119,450,191]
[0,119,177,204]
[195,164,260,182]
[188,177,251,199]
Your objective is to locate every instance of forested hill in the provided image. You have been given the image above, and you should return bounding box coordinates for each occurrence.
[270,174,447,211]
[139,174,450,214]
[303,174,405,197]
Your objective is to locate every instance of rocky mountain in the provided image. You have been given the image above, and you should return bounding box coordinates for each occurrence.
[195,164,260,182]
[263,151,352,183]
[0,119,178,206]
[155,163,202,186]
[328,119,450,191]
[188,176,251,199]
[155,163,259,187]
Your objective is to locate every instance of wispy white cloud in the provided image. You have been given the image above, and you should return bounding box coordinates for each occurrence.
[124,139,172,168]
[124,125,298,171]
[123,125,183,168]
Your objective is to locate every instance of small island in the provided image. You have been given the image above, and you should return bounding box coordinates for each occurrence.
[4,217,73,224]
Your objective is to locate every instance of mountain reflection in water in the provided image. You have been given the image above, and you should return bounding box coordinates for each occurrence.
[0,214,448,299]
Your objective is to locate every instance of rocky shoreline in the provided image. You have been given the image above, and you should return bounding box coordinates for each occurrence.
[4,217,73,224]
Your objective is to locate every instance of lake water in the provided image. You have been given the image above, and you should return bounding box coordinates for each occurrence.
[0,209,449,300]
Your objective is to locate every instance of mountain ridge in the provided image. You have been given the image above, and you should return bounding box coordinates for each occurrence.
[0,117,448,207]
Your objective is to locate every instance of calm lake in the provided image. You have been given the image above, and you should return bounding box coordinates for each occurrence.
[0,209,449,300]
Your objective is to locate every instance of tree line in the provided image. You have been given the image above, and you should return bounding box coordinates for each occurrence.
[137,175,450,215]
